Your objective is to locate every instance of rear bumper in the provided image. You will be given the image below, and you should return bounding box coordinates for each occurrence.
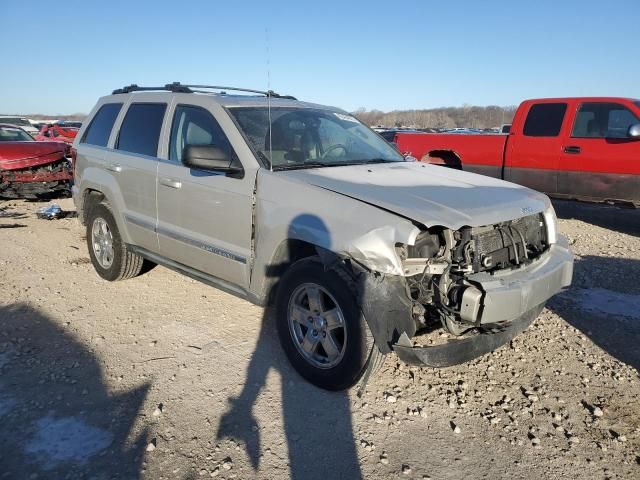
[391,236,573,367]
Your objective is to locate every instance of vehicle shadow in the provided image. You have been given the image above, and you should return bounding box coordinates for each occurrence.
[216,215,363,480]
[547,255,640,371]
[553,199,640,236]
[0,303,150,478]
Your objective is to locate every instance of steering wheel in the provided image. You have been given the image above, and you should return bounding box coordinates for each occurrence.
[321,144,347,159]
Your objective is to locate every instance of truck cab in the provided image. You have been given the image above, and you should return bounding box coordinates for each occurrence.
[395,97,640,206]
[506,98,640,203]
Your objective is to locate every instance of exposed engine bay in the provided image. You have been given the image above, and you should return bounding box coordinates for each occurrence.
[0,160,73,199]
[399,213,549,336]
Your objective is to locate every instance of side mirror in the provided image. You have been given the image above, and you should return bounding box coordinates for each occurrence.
[628,123,640,139]
[182,145,242,173]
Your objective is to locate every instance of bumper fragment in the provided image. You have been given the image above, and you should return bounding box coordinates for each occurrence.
[393,303,544,367]
[470,237,573,324]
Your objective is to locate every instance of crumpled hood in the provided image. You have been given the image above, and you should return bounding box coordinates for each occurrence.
[0,141,67,170]
[282,162,549,229]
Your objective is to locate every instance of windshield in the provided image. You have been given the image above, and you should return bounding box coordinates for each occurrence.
[0,126,33,142]
[229,107,404,170]
[1,117,31,127]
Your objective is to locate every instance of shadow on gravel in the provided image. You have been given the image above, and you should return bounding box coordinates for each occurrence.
[0,303,150,478]
[216,310,362,480]
[553,199,640,236]
[547,256,640,371]
[217,215,362,480]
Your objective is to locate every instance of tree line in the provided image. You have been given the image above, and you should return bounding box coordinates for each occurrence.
[352,105,518,129]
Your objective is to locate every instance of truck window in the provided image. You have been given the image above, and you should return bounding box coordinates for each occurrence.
[81,103,122,147]
[523,103,567,137]
[169,105,233,163]
[116,103,167,157]
[571,102,640,139]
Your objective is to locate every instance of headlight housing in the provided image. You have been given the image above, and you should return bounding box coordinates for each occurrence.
[543,198,558,244]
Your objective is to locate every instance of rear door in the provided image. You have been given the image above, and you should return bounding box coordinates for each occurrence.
[504,101,567,194]
[558,101,640,203]
[109,102,167,251]
[156,100,254,289]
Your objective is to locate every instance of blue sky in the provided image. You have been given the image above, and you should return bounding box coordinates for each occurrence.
[2,0,638,114]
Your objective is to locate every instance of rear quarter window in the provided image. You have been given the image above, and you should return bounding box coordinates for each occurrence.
[116,103,167,157]
[81,103,123,147]
[523,103,567,137]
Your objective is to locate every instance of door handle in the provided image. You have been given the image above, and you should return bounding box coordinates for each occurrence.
[160,178,182,189]
[106,163,122,172]
[563,146,581,154]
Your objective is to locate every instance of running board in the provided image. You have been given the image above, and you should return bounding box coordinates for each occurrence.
[128,245,258,304]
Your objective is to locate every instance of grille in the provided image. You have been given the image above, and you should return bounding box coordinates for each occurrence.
[472,214,547,271]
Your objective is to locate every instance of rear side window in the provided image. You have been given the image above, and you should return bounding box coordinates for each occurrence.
[116,103,167,157]
[572,102,640,138]
[82,103,122,147]
[523,103,567,137]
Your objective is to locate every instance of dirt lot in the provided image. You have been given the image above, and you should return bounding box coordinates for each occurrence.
[1,198,639,479]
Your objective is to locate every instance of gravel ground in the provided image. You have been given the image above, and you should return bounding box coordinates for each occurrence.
[0,198,638,479]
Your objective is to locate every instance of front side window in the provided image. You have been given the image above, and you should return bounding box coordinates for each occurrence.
[169,105,233,163]
[116,103,167,157]
[523,103,567,137]
[82,103,122,147]
[572,102,640,139]
[229,107,404,169]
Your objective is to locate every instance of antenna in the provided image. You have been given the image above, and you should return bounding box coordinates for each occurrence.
[266,27,273,171]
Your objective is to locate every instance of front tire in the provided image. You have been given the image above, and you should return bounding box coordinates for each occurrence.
[86,202,144,281]
[275,257,382,390]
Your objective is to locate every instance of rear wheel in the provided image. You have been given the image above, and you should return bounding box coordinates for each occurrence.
[86,202,144,281]
[275,257,383,390]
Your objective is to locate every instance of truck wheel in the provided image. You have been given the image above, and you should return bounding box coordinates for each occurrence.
[275,257,383,390]
[86,202,144,281]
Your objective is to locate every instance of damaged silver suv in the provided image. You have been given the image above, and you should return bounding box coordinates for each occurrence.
[72,83,573,390]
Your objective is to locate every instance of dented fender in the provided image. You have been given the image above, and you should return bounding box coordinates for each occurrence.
[249,169,422,302]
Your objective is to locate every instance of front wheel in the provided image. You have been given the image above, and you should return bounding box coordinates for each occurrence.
[275,257,383,390]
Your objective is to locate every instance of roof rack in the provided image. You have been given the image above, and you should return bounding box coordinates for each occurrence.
[112,82,296,100]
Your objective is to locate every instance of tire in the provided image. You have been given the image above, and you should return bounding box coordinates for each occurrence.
[86,202,144,281]
[275,257,383,391]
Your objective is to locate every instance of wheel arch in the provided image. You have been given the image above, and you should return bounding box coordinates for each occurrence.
[262,238,327,305]
[422,149,463,169]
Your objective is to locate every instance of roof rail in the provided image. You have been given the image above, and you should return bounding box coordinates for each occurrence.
[112,82,296,99]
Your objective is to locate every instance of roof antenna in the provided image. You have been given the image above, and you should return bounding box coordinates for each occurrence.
[266,27,273,171]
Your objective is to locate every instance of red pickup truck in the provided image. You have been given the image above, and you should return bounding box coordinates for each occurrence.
[394,97,640,206]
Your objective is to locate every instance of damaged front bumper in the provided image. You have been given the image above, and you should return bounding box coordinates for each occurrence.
[390,236,573,367]
[393,303,544,367]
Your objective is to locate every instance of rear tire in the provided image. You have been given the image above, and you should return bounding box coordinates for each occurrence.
[275,257,383,390]
[86,202,144,281]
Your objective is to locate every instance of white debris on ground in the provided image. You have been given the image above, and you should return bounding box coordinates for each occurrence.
[0,198,638,479]
[564,287,640,320]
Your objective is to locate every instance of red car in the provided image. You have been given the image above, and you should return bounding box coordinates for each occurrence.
[0,124,73,199]
[34,124,79,145]
[394,97,640,206]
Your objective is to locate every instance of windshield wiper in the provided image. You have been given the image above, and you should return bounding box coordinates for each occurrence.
[273,162,330,171]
